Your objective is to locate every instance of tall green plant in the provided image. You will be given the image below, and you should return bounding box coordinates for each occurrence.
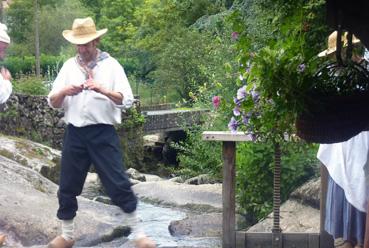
[236,142,318,223]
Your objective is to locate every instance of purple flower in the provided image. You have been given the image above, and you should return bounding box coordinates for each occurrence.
[233,106,241,116]
[242,114,250,125]
[250,88,260,102]
[212,96,220,109]
[298,63,306,73]
[228,117,238,133]
[237,85,247,100]
[231,32,239,40]
[233,97,242,106]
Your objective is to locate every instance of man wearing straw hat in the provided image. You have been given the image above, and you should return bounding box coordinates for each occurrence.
[0,22,12,105]
[47,17,156,248]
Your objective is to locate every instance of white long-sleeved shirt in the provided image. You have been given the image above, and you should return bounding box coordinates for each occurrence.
[0,74,12,104]
[48,56,134,127]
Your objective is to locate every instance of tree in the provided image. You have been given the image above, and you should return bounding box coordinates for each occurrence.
[6,0,91,57]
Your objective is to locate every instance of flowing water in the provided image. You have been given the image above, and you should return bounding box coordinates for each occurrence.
[128,201,221,248]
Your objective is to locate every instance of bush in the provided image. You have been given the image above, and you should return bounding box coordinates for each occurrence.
[0,54,65,79]
[13,75,49,96]
[236,141,319,223]
[174,125,223,179]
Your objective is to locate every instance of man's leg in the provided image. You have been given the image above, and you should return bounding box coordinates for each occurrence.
[49,125,92,247]
[87,125,155,247]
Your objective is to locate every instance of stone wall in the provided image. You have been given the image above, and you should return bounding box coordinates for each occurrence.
[0,93,144,169]
[143,109,208,134]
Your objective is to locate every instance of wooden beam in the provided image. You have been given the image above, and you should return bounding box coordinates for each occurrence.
[240,232,320,248]
[202,131,254,142]
[223,141,236,248]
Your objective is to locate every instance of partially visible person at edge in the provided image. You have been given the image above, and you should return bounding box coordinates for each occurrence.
[317,31,369,248]
[47,17,156,248]
[0,22,12,248]
[0,22,12,105]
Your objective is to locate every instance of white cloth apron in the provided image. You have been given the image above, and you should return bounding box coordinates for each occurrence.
[317,131,369,212]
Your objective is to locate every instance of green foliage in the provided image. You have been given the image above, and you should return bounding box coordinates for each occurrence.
[174,125,223,179]
[13,75,48,95]
[135,81,180,106]
[0,54,64,78]
[173,111,231,179]
[118,107,145,129]
[227,0,328,141]
[6,0,91,56]
[236,141,318,222]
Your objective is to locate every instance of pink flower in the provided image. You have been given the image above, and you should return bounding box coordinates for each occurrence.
[231,32,239,40]
[212,96,221,109]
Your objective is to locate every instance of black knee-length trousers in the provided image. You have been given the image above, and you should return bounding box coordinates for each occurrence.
[57,124,137,220]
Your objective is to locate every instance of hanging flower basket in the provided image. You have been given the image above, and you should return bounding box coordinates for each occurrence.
[296,91,369,144]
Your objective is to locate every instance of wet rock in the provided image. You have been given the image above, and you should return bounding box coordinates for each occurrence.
[126,168,146,182]
[169,213,222,237]
[0,156,132,247]
[246,200,320,233]
[133,181,222,210]
[184,174,218,185]
[142,173,164,182]
[0,134,61,183]
[169,176,185,183]
[290,177,320,209]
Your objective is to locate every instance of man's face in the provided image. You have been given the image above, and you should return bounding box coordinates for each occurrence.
[0,41,9,60]
[77,40,97,63]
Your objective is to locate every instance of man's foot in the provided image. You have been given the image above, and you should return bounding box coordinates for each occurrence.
[134,236,156,248]
[47,236,74,248]
[0,234,6,246]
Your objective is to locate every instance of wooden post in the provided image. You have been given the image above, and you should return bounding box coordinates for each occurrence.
[223,141,236,248]
[203,131,253,248]
[320,163,334,247]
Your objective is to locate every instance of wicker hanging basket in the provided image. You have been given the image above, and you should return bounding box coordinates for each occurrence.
[296,92,369,144]
[295,26,369,144]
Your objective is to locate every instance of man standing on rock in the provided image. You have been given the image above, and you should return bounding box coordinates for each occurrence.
[47,17,156,248]
[0,22,12,105]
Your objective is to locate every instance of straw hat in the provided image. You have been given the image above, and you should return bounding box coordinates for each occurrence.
[62,17,107,45]
[318,31,361,57]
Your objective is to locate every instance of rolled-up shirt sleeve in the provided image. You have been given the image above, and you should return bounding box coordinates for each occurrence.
[112,61,134,109]
[47,63,68,109]
[0,77,12,104]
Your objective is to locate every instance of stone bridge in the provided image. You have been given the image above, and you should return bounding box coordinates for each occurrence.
[142,108,209,134]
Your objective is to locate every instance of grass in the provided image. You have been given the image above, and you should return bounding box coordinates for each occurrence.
[132,82,181,106]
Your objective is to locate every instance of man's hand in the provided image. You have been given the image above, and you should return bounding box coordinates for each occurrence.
[63,84,84,96]
[1,67,11,81]
[84,78,123,105]
[84,78,106,94]
[49,84,83,108]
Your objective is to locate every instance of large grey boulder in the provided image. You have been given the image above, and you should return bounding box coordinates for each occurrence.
[0,156,131,247]
[247,177,321,233]
[184,174,219,185]
[246,200,320,233]
[289,177,320,209]
[0,134,61,183]
[169,213,222,237]
[132,181,222,210]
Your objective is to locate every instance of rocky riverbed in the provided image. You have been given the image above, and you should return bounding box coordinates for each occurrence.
[0,134,321,247]
[0,135,223,248]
